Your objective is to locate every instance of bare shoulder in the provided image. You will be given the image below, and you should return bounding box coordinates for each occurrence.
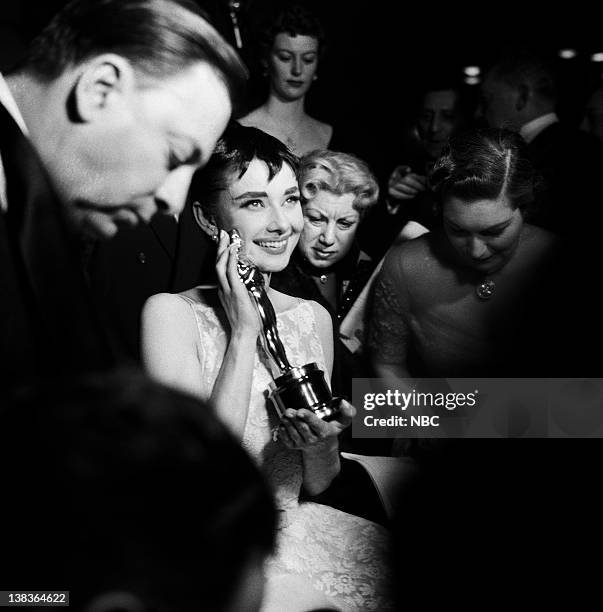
[269,288,302,313]
[143,292,190,318]
[307,116,333,147]
[238,106,268,128]
[142,288,215,329]
[306,299,333,333]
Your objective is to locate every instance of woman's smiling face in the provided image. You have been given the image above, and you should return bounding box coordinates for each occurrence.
[214,158,303,273]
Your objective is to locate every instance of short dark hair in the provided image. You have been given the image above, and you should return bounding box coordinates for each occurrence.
[430,128,540,212]
[259,3,326,59]
[191,122,299,218]
[20,0,248,110]
[1,368,276,611]
[487,47,557,104]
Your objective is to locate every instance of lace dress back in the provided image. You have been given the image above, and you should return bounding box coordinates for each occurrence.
[184,291,393,611]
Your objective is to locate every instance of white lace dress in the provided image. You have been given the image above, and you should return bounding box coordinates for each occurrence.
[184,293,393,611]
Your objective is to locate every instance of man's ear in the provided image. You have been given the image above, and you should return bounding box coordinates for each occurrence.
[515,83,530,112]
[72,54,136,122]
[192,200,219,240]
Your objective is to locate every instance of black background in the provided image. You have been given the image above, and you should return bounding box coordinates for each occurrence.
[1,0,601,178]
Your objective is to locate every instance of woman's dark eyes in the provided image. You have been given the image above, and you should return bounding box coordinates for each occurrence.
[242,200,263,209]
[450,227,504,237]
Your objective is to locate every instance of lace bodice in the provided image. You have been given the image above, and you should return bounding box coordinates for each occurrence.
[187,296,326,516]
[183,291,393,611]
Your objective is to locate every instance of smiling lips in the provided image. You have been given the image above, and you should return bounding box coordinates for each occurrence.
[255,237,289,255]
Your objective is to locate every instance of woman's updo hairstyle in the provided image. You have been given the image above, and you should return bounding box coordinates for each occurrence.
[259,3,326,60]
[298,150,379,218]
[429,128,542,215]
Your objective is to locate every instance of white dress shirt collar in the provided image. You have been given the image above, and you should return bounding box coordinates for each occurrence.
[520,112,559,144]
[0,72,30,211]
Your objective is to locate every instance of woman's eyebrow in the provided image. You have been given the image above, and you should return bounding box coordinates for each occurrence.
[233,191,267,200]
[445,218,512,231]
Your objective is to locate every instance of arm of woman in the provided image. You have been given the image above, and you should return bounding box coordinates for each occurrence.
[279,301,355,496]
[141,293,205,398]
[143,232,260,439]
[368,248,414,384]
[206,231,261,438]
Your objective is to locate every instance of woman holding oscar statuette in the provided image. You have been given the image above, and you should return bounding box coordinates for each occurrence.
[141,124,393,612]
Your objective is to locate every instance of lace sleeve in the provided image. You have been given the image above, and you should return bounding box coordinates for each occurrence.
[367,266,410,366]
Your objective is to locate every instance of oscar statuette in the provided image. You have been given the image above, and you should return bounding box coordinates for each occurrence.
[230,229,341,421]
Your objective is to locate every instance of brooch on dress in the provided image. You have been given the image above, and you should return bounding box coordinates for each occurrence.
[476,279,496,300]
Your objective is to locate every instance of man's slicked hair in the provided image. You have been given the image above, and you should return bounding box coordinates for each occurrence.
[22,0,248,110]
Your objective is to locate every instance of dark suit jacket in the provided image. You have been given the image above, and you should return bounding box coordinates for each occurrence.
[0,103,116,383]
[86,196,215,361]
[526,121,603,237]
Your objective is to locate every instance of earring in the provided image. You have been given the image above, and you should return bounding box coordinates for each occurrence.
[313,74,318,81]
[211,231,219,243]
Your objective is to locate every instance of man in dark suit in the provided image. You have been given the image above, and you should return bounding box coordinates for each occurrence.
[87,192,216,361]
[0,0,247,381]
[479,50,603,377]
[479,49,603,237]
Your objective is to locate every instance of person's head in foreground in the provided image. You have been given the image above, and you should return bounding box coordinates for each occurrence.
[191,122,303,277]
[5,0,247,239]
[295,149,379,270]
[430,127,538,276]
[260,3,325,104]
[1,368,276,612]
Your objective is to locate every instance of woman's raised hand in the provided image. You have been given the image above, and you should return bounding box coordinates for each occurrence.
[215,230,261,339]
[277,399,356,454]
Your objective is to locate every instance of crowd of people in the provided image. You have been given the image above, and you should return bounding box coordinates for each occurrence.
[2,1,602,611]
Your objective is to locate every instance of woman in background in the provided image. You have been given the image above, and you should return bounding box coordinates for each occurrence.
[239,4,332,155]
[272,149,379,396]
[369,128,558,381]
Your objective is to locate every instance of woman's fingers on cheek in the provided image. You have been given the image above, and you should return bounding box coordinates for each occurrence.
[217,229,229,255]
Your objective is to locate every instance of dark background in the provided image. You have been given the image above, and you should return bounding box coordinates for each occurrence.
[1,0,601,178]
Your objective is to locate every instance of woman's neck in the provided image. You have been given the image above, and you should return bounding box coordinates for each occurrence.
[265,94,307,123]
